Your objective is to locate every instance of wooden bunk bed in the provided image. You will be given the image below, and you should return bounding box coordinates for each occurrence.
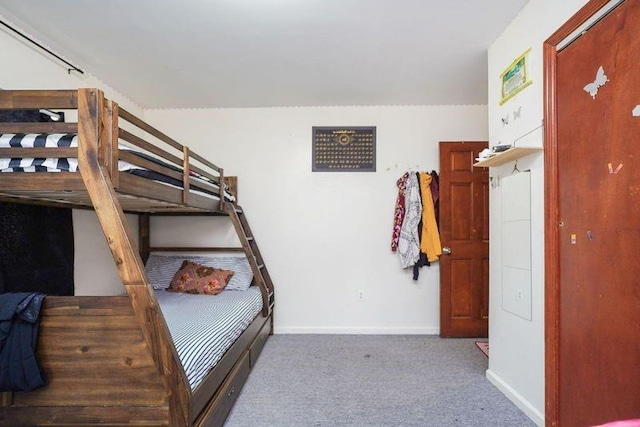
[0,88,275,426]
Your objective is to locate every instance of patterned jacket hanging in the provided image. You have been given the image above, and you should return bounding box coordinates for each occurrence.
[391,172,409,251]
[397,173,422,268]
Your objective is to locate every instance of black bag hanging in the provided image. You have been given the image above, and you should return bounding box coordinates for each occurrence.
[0,109,74,295]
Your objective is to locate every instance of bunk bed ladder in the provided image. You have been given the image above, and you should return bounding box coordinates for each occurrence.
[225,204,275,316]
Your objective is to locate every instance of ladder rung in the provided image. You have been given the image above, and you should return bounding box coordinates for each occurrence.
[258,264,264,269]
[246,236,254,241]
[235,207,243,214]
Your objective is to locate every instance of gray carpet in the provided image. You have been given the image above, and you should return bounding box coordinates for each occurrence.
[224,335,536,427]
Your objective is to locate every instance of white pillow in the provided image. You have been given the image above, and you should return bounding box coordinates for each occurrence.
[145,254,254,291]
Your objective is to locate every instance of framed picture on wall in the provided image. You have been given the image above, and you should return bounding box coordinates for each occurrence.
[500,48,532,105]
[312,126,376,172]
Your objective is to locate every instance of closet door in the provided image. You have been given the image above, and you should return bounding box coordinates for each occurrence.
[547,1,640,425]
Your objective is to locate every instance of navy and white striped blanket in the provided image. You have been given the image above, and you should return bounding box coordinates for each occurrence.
[0,133,234,201]
[155,287,262,390]
[0,133,135,173]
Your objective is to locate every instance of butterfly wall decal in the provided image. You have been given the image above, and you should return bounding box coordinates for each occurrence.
[513,106,522,120]
[583,66,608,99]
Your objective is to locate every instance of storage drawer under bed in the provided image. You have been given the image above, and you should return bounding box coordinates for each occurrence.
[249,315,272,367]
[195,350,251,427]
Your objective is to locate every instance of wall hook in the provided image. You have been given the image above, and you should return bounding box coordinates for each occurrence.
[512,160,520,174]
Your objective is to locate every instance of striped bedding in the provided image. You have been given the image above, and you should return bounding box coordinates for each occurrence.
[0,133,234,201]
[155,287,263,390]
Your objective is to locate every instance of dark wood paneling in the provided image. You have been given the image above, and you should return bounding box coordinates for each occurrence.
[0,406,170,426]
[9,296,167,413]
[0,122,77,133]
[0,90,78,110]
[0,172,86,191]
[0,147,77,158]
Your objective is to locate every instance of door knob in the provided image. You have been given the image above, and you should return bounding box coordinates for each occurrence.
[442,247,452,255]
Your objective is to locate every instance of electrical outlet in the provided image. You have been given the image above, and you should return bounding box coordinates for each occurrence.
[516,290,523,301]
[358,290,365,301]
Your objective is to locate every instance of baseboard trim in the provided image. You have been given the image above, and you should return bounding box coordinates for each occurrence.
[486,369,544,426]
[274,326,440,335]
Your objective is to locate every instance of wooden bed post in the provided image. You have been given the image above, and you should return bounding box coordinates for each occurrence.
[76,88,190,426]
[139,213,151,264]
[218,167,225,211]
[107,99,119,188]
[182,146,190,205]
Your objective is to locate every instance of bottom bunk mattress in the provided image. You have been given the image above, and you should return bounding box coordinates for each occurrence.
[155,286,263,390]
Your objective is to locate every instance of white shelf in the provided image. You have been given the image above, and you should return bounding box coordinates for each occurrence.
[473,147,543,168]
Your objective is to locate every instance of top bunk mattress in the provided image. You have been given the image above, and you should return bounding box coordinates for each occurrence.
[0,133,235,202]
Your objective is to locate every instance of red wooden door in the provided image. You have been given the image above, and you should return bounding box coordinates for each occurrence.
[439,141,489,337]
[553,1,640,425]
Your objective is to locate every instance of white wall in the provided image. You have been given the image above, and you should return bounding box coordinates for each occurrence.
[0,26,143,295]
[145,105,487,334]
[486,0,589,425]
[0,19,488,322]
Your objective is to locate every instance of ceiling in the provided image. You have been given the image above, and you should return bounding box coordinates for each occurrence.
[0,0,528,109]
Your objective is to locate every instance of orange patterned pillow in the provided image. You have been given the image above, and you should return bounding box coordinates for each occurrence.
[168,260,234,295]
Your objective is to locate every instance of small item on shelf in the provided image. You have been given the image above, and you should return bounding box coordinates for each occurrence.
[476,144,514,162]
[492,144,512,153]
[476,148,494,162]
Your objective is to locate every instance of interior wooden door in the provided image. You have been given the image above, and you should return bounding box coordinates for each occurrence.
[546,1,640,425]
[439,141,489,337]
